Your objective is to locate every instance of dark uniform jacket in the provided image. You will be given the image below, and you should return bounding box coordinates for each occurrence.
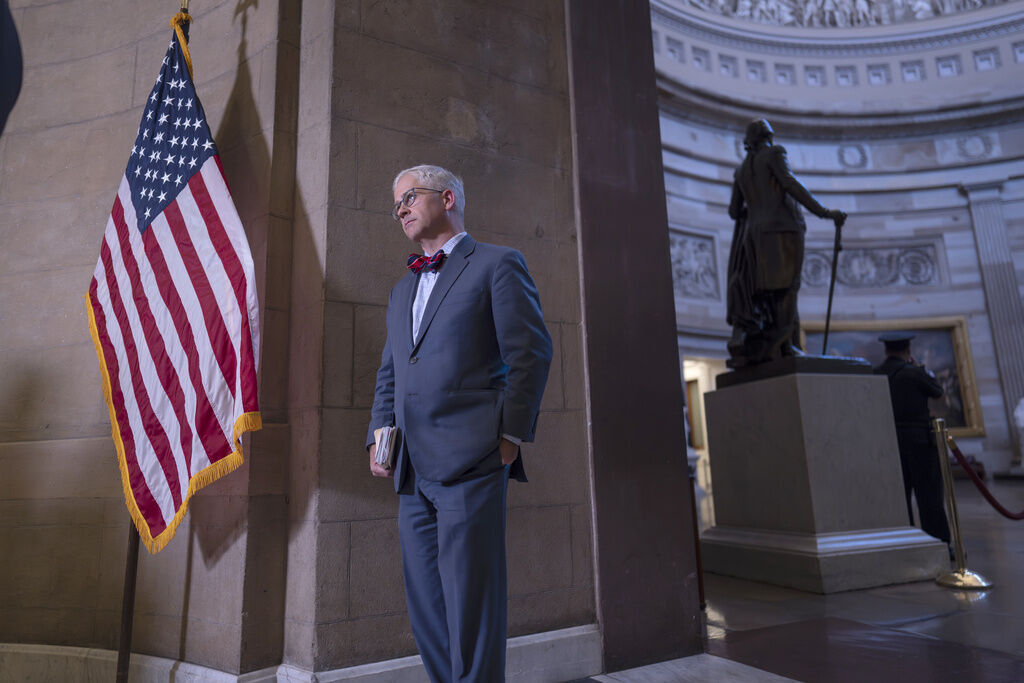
[874,356,944,429]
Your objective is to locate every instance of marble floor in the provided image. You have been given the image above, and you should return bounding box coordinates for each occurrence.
[580,478,1024,682]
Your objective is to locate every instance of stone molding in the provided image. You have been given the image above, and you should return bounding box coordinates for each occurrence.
[677,0,1012,30]
[651,0,1024,134]
[661,107,1023,174]
[701,525,946,555]
[652,0,1024,57]
[657,80,1024,138]
[0,626,604,683]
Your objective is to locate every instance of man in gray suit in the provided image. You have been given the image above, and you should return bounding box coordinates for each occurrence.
[366,165,552,682]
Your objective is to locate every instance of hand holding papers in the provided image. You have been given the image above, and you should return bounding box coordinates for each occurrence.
[373,425,399,470]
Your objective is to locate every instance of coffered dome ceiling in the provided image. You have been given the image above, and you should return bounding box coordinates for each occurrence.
[652,0,1024,136]
[680,0,1014,29]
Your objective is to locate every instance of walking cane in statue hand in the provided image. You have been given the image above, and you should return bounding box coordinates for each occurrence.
[822,210,847,355]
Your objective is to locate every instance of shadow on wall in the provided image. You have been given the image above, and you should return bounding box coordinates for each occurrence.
[188,0,265,567]
[0,370,42,494]
[166,0,312,669]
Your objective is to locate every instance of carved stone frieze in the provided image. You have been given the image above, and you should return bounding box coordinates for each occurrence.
[670,230,721,299]
[802,244,940,288]
[681,0,1009,29]
[837,144,868,168]
[957,134,994,159]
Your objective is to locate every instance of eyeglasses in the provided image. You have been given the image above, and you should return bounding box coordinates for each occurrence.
[392,187,444,221]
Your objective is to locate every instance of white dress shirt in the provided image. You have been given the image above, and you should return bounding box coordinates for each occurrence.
[412,231,468,343]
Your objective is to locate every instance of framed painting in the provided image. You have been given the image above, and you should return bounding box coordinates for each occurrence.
[802,316,984,438]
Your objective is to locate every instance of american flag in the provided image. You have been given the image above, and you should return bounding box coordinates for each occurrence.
[85,23,261,553]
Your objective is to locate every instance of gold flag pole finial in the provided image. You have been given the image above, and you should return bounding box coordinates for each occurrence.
[170,3,194,80]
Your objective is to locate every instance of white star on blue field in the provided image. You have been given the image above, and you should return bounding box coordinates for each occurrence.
[126,33,217,232]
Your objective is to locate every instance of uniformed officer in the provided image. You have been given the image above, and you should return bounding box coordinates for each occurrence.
[874,332,951,545]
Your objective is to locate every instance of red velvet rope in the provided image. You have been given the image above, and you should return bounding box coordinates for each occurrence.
[947,439,1024,521]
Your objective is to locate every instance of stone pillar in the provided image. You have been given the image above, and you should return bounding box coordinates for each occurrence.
[962,182,1024,469]
[567,0,702,671]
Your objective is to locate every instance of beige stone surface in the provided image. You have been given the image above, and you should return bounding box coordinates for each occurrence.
[507,410,589,508]
[0,192,110,273]
[323,302,355,408]
[357,0,567,94]
[0,343,110,442]
[539,324,565,413]
[507,585,596,638]
[316,614,419,672]
[320,407,396,522]
[570,503,596,591]
[347,519,405,619]
[508,505,574,595]
[247,423,290,497]
[1,0,591,676]
[240,495,289,671]
[15,48,136,132]
[258,307,291,420]
[0,438,120,500]
[283,520,317,668]
[315,521,352,622]
[0,111,140,202]
[352,304,388,409]
[13,0,159,68]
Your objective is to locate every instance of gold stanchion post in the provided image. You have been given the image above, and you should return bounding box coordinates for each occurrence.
[932,417,992,589]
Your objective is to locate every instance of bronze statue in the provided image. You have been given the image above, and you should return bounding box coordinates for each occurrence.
[726,119,846,367]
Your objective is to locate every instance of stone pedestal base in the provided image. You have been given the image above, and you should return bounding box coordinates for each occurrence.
[701,526,945,593]
[703,368,947,594]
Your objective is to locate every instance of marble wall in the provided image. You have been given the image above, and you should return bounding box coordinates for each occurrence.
[0,0,295,674]
[655,0,1024,473]
[0,0,593,677]
[659,112,1024,474]
[287,1,593,672]
[652,0,1024,121]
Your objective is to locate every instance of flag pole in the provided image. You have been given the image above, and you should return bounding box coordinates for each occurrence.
[114,523,141,683]
[115,6,190,679]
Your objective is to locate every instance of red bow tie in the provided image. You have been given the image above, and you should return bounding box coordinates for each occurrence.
[407,251,446,274]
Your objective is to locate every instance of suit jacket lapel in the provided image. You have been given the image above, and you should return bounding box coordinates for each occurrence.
[412,234,476,354]
[395,273,417,354]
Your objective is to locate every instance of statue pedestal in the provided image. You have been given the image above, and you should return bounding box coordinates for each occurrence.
[702,366,947,593]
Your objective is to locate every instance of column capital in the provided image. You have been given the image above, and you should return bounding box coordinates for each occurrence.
[958,180,1005,202]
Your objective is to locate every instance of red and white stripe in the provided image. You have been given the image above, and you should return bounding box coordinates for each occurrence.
[88,156,259,547]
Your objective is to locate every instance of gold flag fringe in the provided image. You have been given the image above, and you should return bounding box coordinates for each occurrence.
[85,293,262,554]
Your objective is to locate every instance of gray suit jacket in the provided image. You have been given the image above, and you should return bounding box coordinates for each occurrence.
[366,234,553,491]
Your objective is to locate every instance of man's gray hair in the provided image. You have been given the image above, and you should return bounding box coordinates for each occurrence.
[393,164,466,217]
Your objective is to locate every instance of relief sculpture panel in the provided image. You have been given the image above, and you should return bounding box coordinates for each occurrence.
[682,0,1010,28]
[670,230,720,300]
[802,244,940,288]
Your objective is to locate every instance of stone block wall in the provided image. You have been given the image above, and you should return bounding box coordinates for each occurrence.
[0,0,298,674]
[292,1,594,672]
[3,0,595,675]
